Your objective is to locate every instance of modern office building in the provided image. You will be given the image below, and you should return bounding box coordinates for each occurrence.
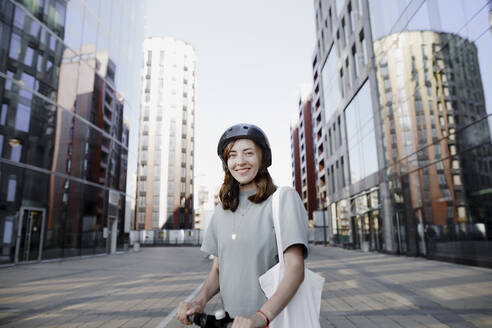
[310,0,492,266]
[136,37,196,230]
[312,0,384,252]
[290,90,317,221]
[0,0,143,264]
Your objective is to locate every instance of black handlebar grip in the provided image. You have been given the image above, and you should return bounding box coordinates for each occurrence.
[187,312,206,326]
[187,311,234,328]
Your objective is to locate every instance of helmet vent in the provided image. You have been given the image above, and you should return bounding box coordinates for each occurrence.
[243,126,248,129]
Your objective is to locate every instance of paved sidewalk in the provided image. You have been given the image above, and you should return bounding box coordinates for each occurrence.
[0,246,491,328]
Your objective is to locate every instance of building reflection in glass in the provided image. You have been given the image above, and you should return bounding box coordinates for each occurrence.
[0,0,140,264]
[331,188,382,252]
[47,45,128,259]
[374,31,492,265]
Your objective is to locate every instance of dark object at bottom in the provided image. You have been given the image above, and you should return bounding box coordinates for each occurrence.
[188,310,234,328]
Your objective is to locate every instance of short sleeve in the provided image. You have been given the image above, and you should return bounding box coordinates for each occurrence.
[200,209,218,256]
[278,187,309,258]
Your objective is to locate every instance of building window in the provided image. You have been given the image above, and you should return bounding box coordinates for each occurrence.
[360,30,367,66]
[7,175,17,202]
[10,142,22,162]
[338,116,343,146]
[345,81,378,183]
[341,18,346,48]
[331,165,335,192]
[140,164,147,176]
[343,17,350,47]
[352,45,358,79]
[15,104,31,132]
[138,212,145,224]
[327,170,331,193]
[340,68,345,97]
[341,156,346,187]
[147,50,152,64]
[336,0,344,17]
[346,57,352,87]
[322,45,341,120]
[348,2,355,32]
[9,33,21,60]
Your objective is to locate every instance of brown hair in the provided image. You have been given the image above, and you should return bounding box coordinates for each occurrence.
[219,139,277,211]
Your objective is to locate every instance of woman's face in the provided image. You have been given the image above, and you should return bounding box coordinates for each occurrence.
[227,139,262,189]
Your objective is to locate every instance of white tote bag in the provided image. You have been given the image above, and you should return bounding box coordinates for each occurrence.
[259,187,325,328]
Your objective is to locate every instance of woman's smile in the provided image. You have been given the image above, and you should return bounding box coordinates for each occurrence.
[236,167,250,175]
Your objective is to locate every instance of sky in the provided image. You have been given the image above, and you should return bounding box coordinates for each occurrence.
[143,0,316,194]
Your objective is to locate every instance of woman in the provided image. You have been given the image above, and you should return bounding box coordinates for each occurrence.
[176,123,308,328]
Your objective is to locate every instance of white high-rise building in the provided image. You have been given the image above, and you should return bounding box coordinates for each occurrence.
[136,37,196,230]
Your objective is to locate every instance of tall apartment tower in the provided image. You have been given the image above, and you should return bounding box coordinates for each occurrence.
[290,124,302,196]
[290,90,317,221]
[136,37,196,230]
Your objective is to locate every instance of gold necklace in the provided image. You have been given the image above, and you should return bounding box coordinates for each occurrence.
[231,201,253,240]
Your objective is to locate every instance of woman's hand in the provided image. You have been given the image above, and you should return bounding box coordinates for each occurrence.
[175,301,203,325]
[231,312,268,328]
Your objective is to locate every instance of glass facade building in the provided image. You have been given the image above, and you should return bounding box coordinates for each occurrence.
[0,0,143,264]
[311,0,492,267]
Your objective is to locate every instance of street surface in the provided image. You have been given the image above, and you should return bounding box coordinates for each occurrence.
[0,246,491,327]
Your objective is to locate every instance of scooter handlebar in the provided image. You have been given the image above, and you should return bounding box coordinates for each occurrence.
[187,310,233,328]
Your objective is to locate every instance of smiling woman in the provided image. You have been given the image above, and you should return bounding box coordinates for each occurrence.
[176,123,310,328]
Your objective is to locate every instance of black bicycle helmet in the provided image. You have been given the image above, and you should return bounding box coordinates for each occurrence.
[217,123,272,167]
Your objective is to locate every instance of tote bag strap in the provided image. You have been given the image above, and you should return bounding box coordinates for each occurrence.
[272,188,284,268]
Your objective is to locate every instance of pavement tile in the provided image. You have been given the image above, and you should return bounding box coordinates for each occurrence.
[366,315,402,328]
[97,317,132,328]
[76,315,107,328]
[412,314,450,328]
[141,317,165,328]
[389,315,428,328]
[120,317,155,328]
[326,316,358,328]
[460,314,492,328]
[345,315,381,328]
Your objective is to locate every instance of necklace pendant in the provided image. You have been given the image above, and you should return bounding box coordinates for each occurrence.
[231,233,237,240]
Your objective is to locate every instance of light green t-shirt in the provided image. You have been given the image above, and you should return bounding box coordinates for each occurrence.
[200,186,308,317]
